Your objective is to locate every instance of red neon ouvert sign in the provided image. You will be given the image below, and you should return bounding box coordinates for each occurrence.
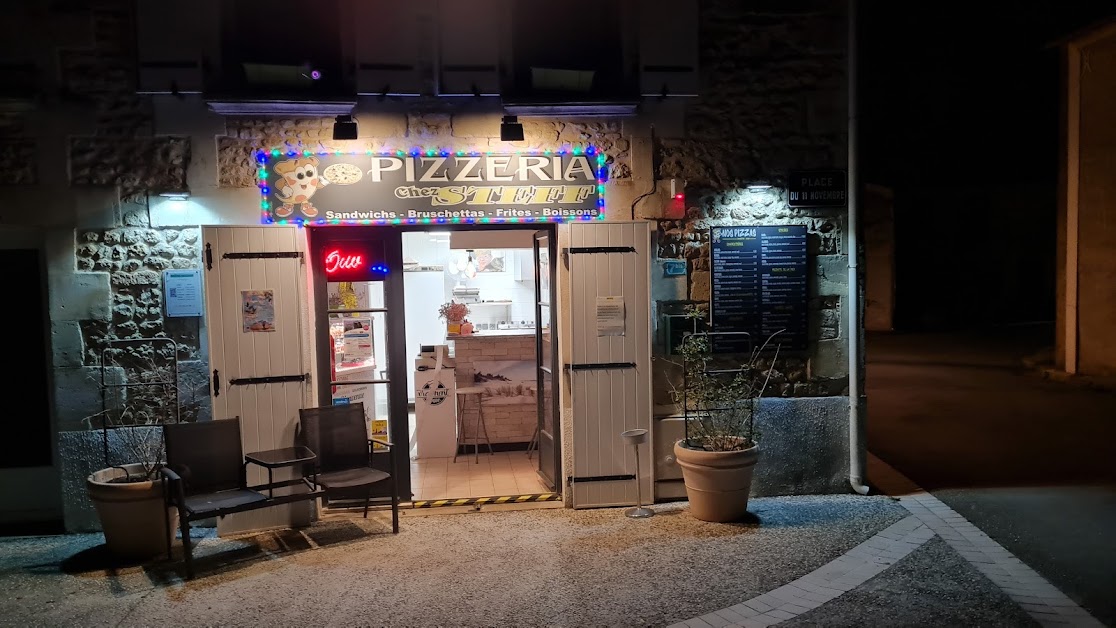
[321,241,387,281]
[324,250,363,274]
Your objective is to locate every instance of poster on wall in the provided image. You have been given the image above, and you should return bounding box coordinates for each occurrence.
[163,270,203,317]
[596,296,626,336]
[471,360,536,405]
[342,317,373,363]
[241,290,276,332]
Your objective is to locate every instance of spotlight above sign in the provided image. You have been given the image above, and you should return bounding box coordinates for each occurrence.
[256,147,608,226]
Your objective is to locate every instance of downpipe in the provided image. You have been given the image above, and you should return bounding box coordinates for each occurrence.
[847,0,870,496]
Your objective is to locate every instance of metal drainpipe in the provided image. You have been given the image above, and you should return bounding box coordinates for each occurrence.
[847,0,870,495]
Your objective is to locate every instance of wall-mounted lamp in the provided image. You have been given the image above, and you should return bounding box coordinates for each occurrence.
[333,114,358,140]
[500,115,524,142]
[158,191,190,202]
[746,184,773,193]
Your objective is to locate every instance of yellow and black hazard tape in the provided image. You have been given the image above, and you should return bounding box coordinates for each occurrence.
[411,493,561,509]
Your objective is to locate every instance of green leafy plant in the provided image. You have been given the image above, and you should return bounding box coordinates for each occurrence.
[669,305,783,452]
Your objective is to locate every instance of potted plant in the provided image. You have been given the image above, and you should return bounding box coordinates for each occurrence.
[670,306,783,522]
[84,347,205,559]
[438,300,470,336]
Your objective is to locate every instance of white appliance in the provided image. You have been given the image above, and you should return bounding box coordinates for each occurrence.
[404,269,446,402]
[413,345,457,459]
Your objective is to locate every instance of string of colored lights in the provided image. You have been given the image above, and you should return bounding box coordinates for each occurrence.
[256,146,609,227]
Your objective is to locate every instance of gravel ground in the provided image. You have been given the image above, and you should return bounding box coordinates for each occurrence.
[782,537,1040,628]
[0,496,906,628]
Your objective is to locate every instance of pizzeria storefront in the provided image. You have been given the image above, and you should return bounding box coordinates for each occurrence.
[202,145,652,526]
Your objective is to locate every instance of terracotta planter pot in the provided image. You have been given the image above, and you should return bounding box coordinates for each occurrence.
[674,439,760,522]
[87,464,177,559]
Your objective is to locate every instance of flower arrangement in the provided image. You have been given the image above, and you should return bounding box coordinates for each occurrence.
[438,301,470,322]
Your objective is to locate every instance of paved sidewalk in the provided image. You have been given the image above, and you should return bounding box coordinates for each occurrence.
[0,487,1105,627]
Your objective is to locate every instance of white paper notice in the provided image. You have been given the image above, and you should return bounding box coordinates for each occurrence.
[596,296,626,336]
[163,270,203,317]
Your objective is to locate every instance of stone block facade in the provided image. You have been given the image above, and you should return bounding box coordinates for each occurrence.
[0,0,853,526]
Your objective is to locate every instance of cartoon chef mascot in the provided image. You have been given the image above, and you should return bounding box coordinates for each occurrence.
[273,156,330,218]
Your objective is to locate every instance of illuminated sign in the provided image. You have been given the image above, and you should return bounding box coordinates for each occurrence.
[320,241,387,282]
[324,250,363,274]
[257,148,608,225]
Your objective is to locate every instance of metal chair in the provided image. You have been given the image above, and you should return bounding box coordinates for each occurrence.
[298,403,400,531]
[162,417,268,578]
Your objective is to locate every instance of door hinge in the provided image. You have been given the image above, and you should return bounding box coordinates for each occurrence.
[205,243,213,270]
[229,373,308,386]
[569,474,636,484]
[212,369,220,397]
[566,246,636,254]
[565,362,637,371]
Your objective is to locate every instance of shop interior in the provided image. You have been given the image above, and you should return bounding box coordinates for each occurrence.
[326,228,550,503]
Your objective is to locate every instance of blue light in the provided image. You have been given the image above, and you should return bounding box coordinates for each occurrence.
[437,218,446,223]
[407,218,417,224]
[262,187,270,195]
[586,146,596,155]
[597,198,605,207]
[287,152,296,157]
[466,217,475,223]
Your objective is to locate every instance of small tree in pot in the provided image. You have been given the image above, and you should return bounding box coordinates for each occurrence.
[84,341,206,559]
[670,306,782,522]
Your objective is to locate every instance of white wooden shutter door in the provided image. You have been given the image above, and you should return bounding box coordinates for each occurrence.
[204,226,311,534]
[569,222,653,508]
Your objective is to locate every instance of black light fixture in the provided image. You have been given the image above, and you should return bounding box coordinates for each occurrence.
[333,114,358,140]
[500,115,524,142]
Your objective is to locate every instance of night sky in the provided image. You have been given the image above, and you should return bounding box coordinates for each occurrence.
[859,1,1114,331]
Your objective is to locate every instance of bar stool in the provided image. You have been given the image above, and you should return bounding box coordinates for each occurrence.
[454,386,493,464]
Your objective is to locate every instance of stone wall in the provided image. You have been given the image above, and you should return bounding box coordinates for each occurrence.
[646,0,850,410]
[56,225,209,434]
[1074,33,1116,376]
[1,0,854,527]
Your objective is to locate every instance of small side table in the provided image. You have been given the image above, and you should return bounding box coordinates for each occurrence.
[245,446,317,498]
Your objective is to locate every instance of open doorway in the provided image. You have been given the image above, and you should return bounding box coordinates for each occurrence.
[402,227,559,505]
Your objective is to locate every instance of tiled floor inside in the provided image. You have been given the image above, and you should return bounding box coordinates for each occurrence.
[410,452,550,500]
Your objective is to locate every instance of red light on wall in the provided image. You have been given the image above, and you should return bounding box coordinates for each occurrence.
[674,193,684,200]
[320,241,387,281]
[324,250,363,274]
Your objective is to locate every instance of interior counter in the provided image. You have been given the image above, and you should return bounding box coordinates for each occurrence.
[450,332,538,445]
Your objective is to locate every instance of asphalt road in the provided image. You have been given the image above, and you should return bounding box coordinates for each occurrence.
[866,327,1116,627]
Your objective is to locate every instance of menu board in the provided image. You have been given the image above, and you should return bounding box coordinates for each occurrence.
[710,226,808,353]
